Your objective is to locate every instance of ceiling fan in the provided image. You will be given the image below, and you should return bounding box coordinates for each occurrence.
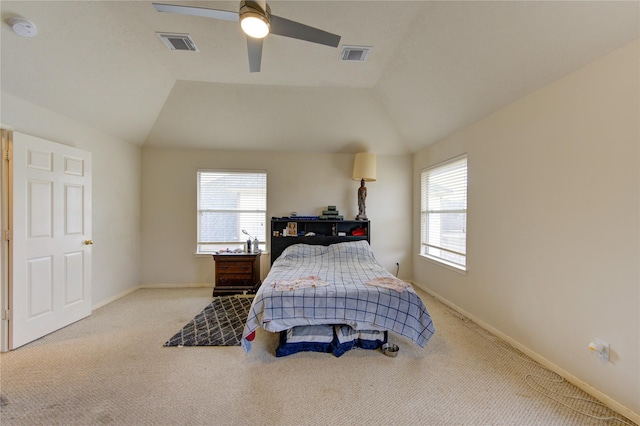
[153,1,341,72]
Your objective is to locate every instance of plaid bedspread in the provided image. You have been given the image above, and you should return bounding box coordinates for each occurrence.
[242,240,435,352]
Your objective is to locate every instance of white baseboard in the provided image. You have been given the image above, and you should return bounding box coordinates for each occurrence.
[412,282,640,425]
[138,283,211,289]
[92,286,139,310]
[92,283,211,310]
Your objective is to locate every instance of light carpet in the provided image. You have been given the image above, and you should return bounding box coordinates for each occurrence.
[0,288,635,425]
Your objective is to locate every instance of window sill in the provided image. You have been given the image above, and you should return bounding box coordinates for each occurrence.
[418,254,467,275]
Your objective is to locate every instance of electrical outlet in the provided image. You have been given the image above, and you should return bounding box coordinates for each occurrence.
[596,338,610,362]
[589,338,610,362]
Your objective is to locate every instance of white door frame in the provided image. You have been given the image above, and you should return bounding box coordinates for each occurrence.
[0,128,13,352]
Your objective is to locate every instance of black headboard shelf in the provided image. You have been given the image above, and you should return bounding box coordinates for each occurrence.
[270,219,370,265]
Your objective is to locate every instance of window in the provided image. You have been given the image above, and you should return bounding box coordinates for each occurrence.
[420,155,467,270]
[197,170,266,254]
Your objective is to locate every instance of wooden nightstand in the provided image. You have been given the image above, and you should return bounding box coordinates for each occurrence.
[212,253,261,296]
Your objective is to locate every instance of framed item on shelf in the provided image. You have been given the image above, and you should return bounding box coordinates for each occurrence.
[287,222,297,237]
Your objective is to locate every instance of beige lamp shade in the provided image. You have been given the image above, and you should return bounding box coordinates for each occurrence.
[352,152,377,182]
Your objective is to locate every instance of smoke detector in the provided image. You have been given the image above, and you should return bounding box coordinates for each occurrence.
[156,32,198,52]
[9,17,37,37]
[340,46,371,62]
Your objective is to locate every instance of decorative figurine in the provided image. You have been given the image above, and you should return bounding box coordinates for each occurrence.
[356,178,368,220]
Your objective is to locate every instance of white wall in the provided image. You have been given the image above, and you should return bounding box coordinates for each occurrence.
[1,93,142,307]
[140,149,412,285]
[413,40,639,417]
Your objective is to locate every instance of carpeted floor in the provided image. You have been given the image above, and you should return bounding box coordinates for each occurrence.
[0,287,635,425]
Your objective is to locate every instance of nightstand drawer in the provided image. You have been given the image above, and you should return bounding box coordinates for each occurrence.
[217,273,253,286]
[217,262,253,274]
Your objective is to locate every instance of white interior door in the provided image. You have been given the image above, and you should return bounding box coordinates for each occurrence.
[10,131,92,349]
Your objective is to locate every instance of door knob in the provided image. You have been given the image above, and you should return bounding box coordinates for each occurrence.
[83,239,94,245]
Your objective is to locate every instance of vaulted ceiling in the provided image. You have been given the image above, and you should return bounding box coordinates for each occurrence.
[1,1,638,154]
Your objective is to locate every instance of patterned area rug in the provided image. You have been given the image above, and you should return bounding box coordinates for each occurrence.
[164,296,253,347]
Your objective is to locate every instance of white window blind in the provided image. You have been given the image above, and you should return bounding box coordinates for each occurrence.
[197,170,266,254]
[420,156,467,270]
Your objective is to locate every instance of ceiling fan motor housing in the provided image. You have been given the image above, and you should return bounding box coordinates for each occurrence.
[240,0,270,16]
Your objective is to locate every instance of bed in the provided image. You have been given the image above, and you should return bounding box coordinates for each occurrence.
[241,240,435,356]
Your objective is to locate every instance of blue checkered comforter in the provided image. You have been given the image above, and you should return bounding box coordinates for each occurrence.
[242,240,435,352]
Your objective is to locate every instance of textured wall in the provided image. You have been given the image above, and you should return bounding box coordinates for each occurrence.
[140,149,412,285]
[413,40,639,416]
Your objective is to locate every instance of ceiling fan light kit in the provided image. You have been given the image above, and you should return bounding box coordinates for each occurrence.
[240,15,269,38]
[240,1,271,39]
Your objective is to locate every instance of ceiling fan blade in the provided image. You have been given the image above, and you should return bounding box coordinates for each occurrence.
[270,15,341,47]
[152,3,239,22]
[246,37,263,73]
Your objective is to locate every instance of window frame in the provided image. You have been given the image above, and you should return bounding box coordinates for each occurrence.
[420,154,468,271]
[196,169,267,255]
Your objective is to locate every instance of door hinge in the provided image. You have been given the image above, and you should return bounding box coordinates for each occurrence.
[2,229,12,241]
[2,309,10,321]
[2,147,11,161]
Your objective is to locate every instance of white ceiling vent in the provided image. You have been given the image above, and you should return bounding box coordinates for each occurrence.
[157,32,199,52]
[340,46,371,62]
